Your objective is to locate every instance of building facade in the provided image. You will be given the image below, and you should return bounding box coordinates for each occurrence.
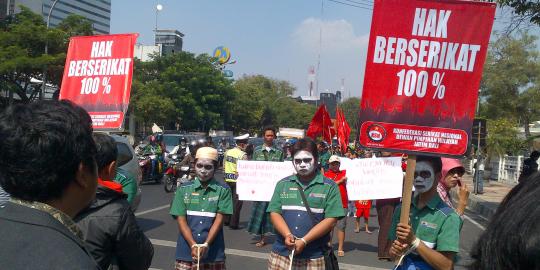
[1,0,110,34]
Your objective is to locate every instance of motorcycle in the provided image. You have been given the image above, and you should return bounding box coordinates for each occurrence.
[139,153,163,184]
[164,154,182,192]
[217,147,225,168]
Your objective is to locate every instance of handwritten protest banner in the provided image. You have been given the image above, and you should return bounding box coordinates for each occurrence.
[237,160,295,202]
[237,158,403,201]
[344,157,403,200]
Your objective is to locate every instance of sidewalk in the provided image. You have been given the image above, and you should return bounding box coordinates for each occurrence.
[450,173,515,220]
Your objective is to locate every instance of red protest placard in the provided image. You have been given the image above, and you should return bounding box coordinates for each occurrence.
[358,0,496,157]
[59,33,138,130]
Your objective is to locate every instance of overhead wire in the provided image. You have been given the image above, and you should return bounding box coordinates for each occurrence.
[327,0,373,10]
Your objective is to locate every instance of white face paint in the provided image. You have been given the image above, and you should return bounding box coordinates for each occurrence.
[293,150,316,176]
[414,161,435,193]
[195,158,215,182]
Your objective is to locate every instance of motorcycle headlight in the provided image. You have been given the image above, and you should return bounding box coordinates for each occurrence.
[172,155,178,159]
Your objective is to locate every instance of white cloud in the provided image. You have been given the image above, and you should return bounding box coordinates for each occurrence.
[292,18,369,53]
[288,18,369,97]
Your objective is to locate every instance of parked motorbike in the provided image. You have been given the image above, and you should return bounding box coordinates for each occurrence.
[139,153,163,184]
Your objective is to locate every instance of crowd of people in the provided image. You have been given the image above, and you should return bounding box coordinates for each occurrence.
[0,100,539,270]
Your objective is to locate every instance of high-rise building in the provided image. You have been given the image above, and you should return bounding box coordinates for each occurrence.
[1,0,110,34]
[155,29,184,55]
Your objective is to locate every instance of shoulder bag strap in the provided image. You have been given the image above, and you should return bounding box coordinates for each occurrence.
[295,182,317,226]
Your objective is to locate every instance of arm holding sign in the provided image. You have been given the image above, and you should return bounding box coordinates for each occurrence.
[393,223,455,270]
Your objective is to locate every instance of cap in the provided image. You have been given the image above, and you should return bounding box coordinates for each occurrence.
[196,147,218,161]
[234,134,249,140]
[329,155,341,163]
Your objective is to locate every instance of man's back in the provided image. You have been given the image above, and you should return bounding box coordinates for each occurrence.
[0,202,99,270]
[75,185,154,270]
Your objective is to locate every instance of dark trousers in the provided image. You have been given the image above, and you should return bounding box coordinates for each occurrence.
[227,182,243,228]
[376,199,399,258]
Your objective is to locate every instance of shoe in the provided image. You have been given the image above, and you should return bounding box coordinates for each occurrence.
[337,250,345,257]
[378,256,392,261]
[229,226,240,230]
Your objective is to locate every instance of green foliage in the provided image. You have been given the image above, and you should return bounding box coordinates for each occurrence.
[131,52,234,131]
[0,7,94,105]
[497,0,540,25]
[339,97,361,140]
[230,75,315,134]
[480,31,540,139]
[486,118,525,156]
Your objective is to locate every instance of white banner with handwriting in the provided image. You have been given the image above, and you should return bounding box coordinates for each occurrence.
[236,157,403,201]
[236,160,295,201]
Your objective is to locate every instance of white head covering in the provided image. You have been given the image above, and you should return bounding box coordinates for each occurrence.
[196,147,218,161]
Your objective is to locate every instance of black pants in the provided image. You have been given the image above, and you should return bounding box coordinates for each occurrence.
[376,199,399,258]
[227,181,243,228]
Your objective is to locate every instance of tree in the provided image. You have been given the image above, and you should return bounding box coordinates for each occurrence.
[486,118,525,156]
[131,52,235,132]
[230,75,315,134]
[498,0,540,26]
[339,97,361,141]
[480,32,540,139]
[0,7,93,106]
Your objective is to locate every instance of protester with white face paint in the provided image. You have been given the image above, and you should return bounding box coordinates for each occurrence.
[267,138,345,270]
[388,155,462,270]
[170,147,233,270]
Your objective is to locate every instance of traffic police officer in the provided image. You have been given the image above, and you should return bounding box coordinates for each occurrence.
[223,134,249,230]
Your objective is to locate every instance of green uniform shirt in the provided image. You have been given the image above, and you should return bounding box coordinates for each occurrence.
[389,194,461,253]
[252,145,284,162]
[267,172,345,259]
[319,151,331,171]
[114,168,137,204]
[170,178,233,262]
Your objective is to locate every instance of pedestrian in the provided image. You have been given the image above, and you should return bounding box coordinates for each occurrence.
[170,147,233,269]
[0,100,100,269]
[470,172,540,270]
[354,200,372,234]
[223,134,249,230]
[375,151,400,261]
[518,150,539,183]
[437,158,469,216]
[75,133,154,270]
[317,141,331,172]
[247,126,284,247]
[389,155,461,269]
[324,155,348,257]
[267,138,345,270]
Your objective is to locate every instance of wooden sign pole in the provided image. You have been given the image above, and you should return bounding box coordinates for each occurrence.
[399,155,417,224]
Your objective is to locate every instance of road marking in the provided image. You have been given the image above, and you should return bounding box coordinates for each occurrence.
[135,204,170,216]
[149,239,387,270]
[463,214,486,230]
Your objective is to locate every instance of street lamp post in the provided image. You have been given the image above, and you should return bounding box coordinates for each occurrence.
[40,0,60,100]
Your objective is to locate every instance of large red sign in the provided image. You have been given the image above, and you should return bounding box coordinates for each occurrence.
[359,0,495,156]
[59,34,138,130]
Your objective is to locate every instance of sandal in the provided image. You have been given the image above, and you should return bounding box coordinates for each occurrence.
[255,241,266,247]
[354,228,360,233]
[337,250,345,257]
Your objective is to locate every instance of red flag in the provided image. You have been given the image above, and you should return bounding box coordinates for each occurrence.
[306,104,333,144]
[336,108,351,153]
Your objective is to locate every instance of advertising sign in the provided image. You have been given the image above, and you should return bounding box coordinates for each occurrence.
[59,34,138,130]
[359,0,496,156]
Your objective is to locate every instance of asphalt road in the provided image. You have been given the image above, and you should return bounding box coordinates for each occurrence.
[134,171,488,270]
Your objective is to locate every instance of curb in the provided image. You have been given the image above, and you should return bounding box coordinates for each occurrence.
[449,189,498,220]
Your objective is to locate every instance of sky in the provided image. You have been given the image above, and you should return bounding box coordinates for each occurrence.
[110,1,526,99]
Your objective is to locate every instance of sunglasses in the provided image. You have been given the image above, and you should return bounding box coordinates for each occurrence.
[448,169,464,177]
[414,170,432,178]
[196,163,214,170]
[294,158,313,165]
